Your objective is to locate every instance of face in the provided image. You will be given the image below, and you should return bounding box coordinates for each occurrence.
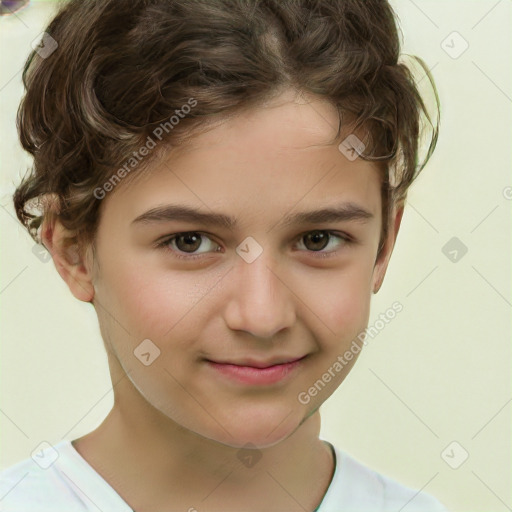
[69,90,398,448]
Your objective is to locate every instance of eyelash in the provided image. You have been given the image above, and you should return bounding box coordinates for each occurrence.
[155,230,354,261]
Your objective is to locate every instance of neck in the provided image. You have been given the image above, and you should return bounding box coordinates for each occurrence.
[72,358,335,512]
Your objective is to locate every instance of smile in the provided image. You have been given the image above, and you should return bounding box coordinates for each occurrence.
[205,356,307,386]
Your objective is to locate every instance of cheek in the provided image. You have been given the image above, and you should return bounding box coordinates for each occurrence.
[297,262,373,342]
[96,252,221,349]
[94,251,170,335]
[95,234,375,347]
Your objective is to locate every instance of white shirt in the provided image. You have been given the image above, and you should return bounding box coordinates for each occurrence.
[0,439,448,511]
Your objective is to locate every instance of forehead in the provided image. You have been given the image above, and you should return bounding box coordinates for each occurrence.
[101,91,383,229]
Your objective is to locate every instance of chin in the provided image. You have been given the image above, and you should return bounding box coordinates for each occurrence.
[196,407,305,450]
[208,429,291,451]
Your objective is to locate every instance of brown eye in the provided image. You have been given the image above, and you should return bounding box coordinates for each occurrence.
[174,232,203,253]
[295,230,351,258]
[302,231,331,251]
[157,232,221,260]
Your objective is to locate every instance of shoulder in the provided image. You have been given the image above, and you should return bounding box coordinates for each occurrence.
[0,442,88,512]
[378,469,448,511]
[342,449,448,511]
[321,443,449,512]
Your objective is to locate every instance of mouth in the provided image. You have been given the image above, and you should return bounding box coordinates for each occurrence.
[205,355,308,386]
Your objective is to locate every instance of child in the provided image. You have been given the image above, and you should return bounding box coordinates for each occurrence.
[1,0,446,510]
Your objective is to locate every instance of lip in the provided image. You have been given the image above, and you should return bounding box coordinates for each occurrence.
[210,356,306,369]
[206,355,307,386]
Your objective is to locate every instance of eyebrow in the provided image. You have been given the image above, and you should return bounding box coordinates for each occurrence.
[131,202,374,230]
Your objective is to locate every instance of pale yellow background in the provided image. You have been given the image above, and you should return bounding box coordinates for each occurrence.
[0,1,510,511]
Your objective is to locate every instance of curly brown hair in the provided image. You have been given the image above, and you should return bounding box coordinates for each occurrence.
[13,0,439,260]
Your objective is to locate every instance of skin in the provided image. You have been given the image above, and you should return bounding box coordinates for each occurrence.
[42,88,403,512]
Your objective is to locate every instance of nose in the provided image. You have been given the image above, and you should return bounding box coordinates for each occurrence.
[223,250,296,339]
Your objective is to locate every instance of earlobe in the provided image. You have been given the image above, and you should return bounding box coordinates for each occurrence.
[41,217,95,303]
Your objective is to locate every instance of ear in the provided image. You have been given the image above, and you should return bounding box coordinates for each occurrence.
[372,203,404,294]
[41,215,95,303]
